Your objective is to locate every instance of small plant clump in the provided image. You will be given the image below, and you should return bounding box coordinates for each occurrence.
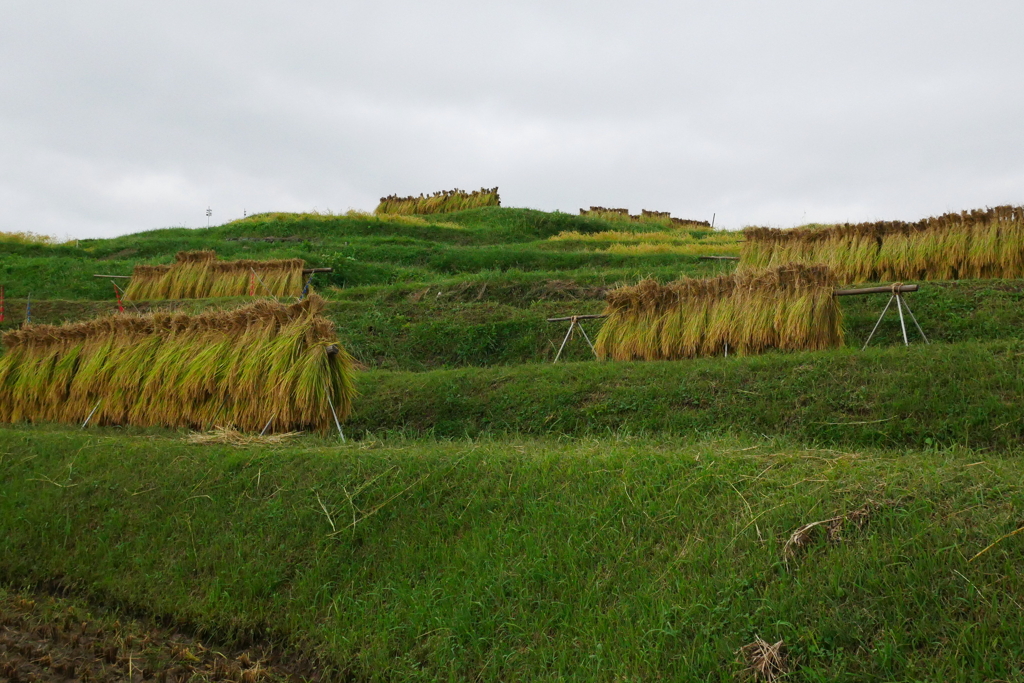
[738,637,787,682]
[375,187,501,216]
[123,250,306,301]
[595,264,843,360]
[0,231,64,246]
[579,206,711,229]
[741,205,1024,283]
[0,295,355,433]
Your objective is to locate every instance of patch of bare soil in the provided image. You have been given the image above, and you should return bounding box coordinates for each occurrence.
[0,591,313,683]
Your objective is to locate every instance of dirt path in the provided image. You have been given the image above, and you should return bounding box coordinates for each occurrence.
[0,590,311,682]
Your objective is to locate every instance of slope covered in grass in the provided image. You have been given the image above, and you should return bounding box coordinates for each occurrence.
[3,429,1024,681]
[3,204,1024,682]
[0,209,736,299]
[348,341,1024,449]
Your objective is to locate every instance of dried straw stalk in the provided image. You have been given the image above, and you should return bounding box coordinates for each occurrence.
[374,187,500,216]
[579,206,711,228]
[595,264,843,361]
[741,205,1024,283]
[0,295,355,433]
[123,251,306,301]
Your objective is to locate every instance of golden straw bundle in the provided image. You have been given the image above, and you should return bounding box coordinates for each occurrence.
[123,251,306,300]
[579,207,711,229]
[0,295,355,433]
[375,187,500,216]
[741,205,1024,283]
[595,264,843,360]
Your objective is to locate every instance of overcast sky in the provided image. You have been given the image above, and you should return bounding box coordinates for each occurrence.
[2,1,1022,238]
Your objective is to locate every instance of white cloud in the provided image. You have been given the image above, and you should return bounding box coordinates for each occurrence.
[1,0,1022,237]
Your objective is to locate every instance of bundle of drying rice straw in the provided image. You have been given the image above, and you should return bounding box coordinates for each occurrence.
[0,295,355,432]
[741,205,1024,283]
[595,264,843,360]
[124,250,306,300]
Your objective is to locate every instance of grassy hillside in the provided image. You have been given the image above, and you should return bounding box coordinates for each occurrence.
[0,209,738,299]
[3,205,1024,681]
[3,429,1024,681]
[346,341,1024,449]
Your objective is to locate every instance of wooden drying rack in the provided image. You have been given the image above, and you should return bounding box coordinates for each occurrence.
[546,283,927,361]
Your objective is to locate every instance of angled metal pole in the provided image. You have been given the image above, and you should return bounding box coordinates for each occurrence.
[82,400,102,429]
[895,294,909,346]
[327,393,346,442]
[112,280,142,314]
[260,413,276,436]
[250,267,278,301]
[862,295,895,350]
[899,296,929,344]
[576,321,597,357]
[553,319,576,363]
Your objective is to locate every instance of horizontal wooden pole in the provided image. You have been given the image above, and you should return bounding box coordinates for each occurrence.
[93,274,131,278]
[835,284,918,296]
[698,255,740,261]
[547,314,607,322]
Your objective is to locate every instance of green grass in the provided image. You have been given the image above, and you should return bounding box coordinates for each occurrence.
[4,204,1024,680]
[0,209,736,299]
[3,428,1024,681]
[346,341,1024,449]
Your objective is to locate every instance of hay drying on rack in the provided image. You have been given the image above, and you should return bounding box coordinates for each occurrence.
[595,264,843,361]
[741,205,1024,283]
[0,295,355,433]
[123,250,306,300]
[579,207,711,229]
[374,187,500,216]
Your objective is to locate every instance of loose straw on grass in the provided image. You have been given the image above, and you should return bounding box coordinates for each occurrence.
[0,295,356,433]
[595,264,843,360]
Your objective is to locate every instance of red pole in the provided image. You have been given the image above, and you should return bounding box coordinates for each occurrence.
[112,281,124,313]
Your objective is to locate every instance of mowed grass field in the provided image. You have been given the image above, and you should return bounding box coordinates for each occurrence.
[3,206,1024,681]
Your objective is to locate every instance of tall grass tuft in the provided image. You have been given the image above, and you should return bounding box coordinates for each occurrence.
[0,231,62,245]
[123,251,306,300]
[595,264,843,360]
[741,205,1024,283]
[375,188,500,216]
[579,207,711,229]
[0,295,355,432]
